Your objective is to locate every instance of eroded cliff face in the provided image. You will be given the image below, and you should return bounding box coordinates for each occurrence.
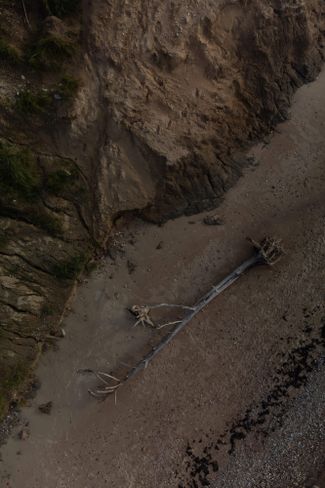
[76,0,325,231]
[0,0,324,415]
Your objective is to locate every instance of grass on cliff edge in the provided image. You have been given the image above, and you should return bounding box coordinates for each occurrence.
[0,231,9,250]
[57,75,79,99]
[42,0,80,17]
[0,141,41,199]
[14,76,79,118]
[51,253,89,280]
[28,35,75,70]
[0,363,28,419]
[15,89,53,116]
[0,38,21,65]
[0,141,63,236]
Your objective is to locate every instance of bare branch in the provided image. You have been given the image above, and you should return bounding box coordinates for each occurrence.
[157,320,182,330]
[21,0,31,29]
[150,303,195,311]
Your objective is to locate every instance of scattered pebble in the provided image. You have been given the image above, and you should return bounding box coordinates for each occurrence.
[38,401,53,415]
[127,260,136,274]
[18,429,29,441]
[203,214,223,226]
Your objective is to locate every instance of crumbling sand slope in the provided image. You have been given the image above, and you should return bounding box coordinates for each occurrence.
[0,0,324,415]
[77,0,325,232]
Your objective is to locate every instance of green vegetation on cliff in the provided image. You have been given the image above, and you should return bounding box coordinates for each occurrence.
[28,35,75,70]
[51,253,89,280]
[15,89,53,116]
[0,39,21,65]
[0,0,87,424]
[0,141,41,199]
[0,363,28,419]
[43,0,80,18]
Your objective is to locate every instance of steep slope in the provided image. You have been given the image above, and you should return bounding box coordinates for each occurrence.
[79,0,325,226]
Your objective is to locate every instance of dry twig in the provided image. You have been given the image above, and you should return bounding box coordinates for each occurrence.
[21,0,31,29]
[129,303,194,329]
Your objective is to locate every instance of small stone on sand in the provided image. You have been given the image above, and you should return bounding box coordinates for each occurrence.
[38,401,53,415]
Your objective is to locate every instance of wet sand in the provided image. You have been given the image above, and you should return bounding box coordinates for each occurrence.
[0,68,324,487]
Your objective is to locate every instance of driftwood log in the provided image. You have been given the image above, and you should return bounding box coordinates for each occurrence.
[83,237,284,398]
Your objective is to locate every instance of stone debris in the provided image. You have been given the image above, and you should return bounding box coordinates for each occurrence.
[18,428,29,441]
[38,401,53,415]
[203,215,223,226]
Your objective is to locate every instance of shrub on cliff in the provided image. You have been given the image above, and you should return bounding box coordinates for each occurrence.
[0,141,41,200]
[0,39,21,65]
[43,0,80,18]
[28,35,75,70]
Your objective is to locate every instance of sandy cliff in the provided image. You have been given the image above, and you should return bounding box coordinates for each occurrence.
[0,0,324,415]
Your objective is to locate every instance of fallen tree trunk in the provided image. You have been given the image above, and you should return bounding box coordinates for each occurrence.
[83,237,284,397]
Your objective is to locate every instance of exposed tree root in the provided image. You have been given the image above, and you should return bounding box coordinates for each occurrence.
[129,303,194,329]
[249,236,284,265]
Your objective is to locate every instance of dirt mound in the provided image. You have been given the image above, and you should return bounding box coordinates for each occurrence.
[0,0,324,415]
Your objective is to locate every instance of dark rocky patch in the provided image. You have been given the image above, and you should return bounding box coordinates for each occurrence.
[177,306,324,487]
